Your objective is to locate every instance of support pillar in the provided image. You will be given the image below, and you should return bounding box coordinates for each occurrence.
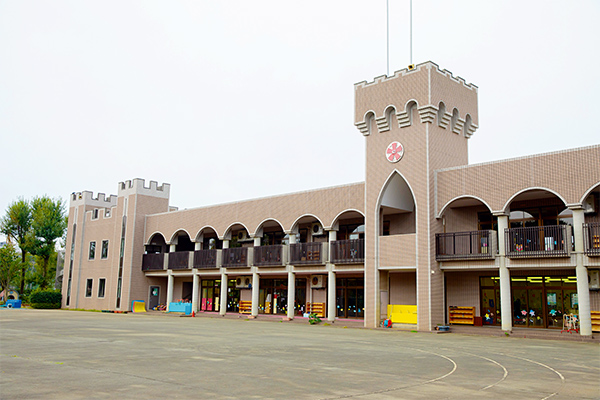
[251,271,260,317]
[192,272,199,313]
[166,272,174,312]
[169,243,176,253]
[572,207,592,336]
[328,229,337,263]
[496,214,512,332]
[287,271,295,319]
[219,271,228,316]
[327,268,336,322]
[194,242,202,251]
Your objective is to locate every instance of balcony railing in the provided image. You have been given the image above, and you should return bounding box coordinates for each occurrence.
[435,230,496,261]
[168,251,190,269]
[142,253,164,271]
[505,225,571,258]
[330,239,364,264]
[290,242,323,265]
[584,222,600,256]
[222,247,248,268]
[254,245,283,266]
[193,249,218,268]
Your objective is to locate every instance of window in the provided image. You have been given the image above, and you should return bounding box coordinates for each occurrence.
[93,209,99,219]
[98,278,106,298]
[101,240,109,259]
[85,279,93,297]
[89,241,96,260]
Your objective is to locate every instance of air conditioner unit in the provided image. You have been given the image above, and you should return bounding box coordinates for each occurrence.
[311,275,325,289]
[589,270,600,290]
[311,223,324,236]
[235,277,252,289]
[237,231,250,242]
[583,195,596,214]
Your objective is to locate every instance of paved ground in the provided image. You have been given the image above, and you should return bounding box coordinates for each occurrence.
[1,309,599,399]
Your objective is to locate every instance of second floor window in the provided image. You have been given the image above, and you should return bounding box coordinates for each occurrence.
[89,241,96,260]
[101,240,109,259]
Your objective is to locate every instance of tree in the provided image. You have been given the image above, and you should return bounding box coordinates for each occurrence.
[30,196,67,289]
[0,243,20,295]
[0,198,32,294]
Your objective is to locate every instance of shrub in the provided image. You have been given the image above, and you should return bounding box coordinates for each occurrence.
[30,290,62,309]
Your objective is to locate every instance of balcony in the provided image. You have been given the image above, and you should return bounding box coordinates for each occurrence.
[254,245,284,266]
[193,249,218,268]
[222,247,249,268]
[142,253,164,271]
[330,239,364,264]
[505,225,571,258]
[289,242,324,265]
[435,230,496,261]
[584,222,600,256]
[168,251,191,270]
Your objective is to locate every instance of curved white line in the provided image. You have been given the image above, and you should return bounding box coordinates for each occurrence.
[503,354,565,400]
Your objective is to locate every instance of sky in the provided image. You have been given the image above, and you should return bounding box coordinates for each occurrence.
[1,1,599,240]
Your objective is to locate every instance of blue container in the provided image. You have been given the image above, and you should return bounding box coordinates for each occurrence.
[4,299,22,308]
[169,302,192,315]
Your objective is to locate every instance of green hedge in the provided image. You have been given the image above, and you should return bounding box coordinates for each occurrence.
[30,290,62,309]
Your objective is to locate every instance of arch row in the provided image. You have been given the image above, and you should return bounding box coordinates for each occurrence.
[355,101,478,138]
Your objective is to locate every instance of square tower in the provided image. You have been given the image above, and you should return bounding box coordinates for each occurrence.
[354,62,479,329]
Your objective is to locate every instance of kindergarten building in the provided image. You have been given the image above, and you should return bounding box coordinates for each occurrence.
[61,62,600,336]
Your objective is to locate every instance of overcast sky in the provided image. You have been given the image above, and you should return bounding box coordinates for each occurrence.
[1,1,599,239]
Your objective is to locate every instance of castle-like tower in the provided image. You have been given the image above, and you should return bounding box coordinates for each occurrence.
[62,179,170,310]
[354,61,479,329]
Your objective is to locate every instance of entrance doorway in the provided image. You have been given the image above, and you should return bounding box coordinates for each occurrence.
[149,286,160,309]
[336,278,364,318]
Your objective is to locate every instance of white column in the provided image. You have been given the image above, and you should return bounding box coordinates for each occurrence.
[328,230,337,264]
[251,272,260,317]
[170,243,176,253]
[166,272,174,312]
[253,237,261,247]
[496,214,512,332]
[194,242,202,251]
[287,271,295,319]
[223,239,230,249]
[327,269,336,322]
[572,208,592,336]
[219,272,228,316]
[288,232,297,244]
[192,272,199,313]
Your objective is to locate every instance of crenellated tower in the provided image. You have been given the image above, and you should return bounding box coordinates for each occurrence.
[354,61,479,329]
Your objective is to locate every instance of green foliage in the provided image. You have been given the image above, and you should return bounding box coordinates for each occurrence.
[1,198,33,294]
[308,313,321,325]
[0,243,21,293]
[30,289,62,309]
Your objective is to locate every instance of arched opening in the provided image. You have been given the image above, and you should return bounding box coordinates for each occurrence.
[384,106,397,130]
[406,100,417,126]
[146,233,167,254]
[379,173,416,236]
[254,219,286,267]
[450,108,459,133]
[463,114,472,137]
[171,230,194,252]
[142,233,168,272]
[365,111,375,135]
[437,101,447,128]
[582,184,600,256]
[196,227,222,250]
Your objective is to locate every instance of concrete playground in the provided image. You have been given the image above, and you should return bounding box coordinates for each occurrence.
[1,309,599,399]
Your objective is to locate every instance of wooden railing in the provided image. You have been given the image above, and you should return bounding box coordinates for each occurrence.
[289,242,323,265]
[505,225,571,258]
[254,245,283,266]
[142,253,164,271]
[168,251,190,269]
[584,222,600,256]
[435,230,495,261]
[222,247,248,268]
[193,249,217,268]
[330,239,364,263]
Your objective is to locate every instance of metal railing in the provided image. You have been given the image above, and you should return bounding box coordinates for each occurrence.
[289,242,323,265]
[435,230,495,261]
[505,225,571,258]
[330,239,364,263]
[583,222,600,256]
[254,245,283,266]
[193,249,218,268]
[168,251,190,269]
[222,247,248,268]
[142,253,164,271]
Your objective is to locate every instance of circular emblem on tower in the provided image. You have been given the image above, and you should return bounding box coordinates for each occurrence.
[386,141,404,163]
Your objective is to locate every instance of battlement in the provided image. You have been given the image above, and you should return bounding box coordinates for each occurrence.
[118,178,170,199]
[70,191,118,208]
[354,61,477,92]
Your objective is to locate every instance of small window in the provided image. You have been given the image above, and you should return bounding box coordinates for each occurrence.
[93,209,99,219]
[89,241,96,260]
[101,240,109,259]
[98,278,106,298]
[85,279,93,297]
